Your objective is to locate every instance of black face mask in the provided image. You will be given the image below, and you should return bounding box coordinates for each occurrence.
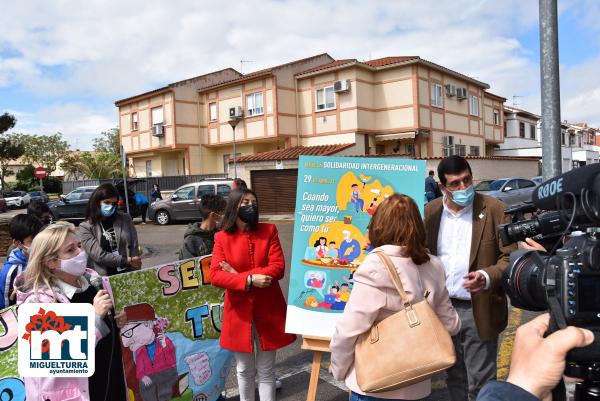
[238,204,258,225]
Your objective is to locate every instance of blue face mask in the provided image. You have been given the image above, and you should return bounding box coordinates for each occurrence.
[101,203,116,217]
[450,185,475,207]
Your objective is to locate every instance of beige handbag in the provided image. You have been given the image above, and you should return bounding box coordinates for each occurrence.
[354,252,456,393]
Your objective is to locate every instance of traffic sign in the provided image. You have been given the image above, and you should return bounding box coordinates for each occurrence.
[34,167,47,179]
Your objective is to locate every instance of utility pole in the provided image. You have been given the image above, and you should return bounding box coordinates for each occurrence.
[539,0,562,179]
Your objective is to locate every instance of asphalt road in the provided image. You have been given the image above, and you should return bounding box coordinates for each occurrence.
[134,219,538,401]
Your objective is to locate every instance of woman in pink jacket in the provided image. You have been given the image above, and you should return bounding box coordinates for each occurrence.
[330,194,461,400]
[15,223,125,401]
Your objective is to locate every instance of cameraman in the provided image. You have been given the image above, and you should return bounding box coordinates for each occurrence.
[477,313,594,401]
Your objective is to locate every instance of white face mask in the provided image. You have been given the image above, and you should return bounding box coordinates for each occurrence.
[59,251,88,277]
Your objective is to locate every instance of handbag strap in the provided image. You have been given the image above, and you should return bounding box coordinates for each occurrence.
[374,252,411,308]
[374,252,421,327]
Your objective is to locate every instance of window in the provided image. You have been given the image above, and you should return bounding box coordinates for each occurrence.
[151,106,163,126]
[562,132,566,145]
[197,185,215,197]
[517,179,536,189]
[454,144,466,156]
[66,189,83,201]
[132,112,138,131]
[505,180,518,191]
[530,125,535,139]
[217,184,232,197]
[493,110,500,125]
[209,103,217,121]
[246,93,263,116]
[431,84,443,108]
[469,146,480,156]
[82,188,95,200]
[470,95,479,116]
[519,122,525,138]
[316,86,335,111]
[173,186,194,201]
[145,160,152,177]
[405,143,415,155]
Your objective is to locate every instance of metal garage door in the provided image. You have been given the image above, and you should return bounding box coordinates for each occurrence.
[251,169,298,214]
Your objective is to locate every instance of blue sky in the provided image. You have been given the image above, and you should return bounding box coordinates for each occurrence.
[1,0,599,150]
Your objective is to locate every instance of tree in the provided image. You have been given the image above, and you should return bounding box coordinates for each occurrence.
[0,113,24,189]
[93,128,120,154]
[18,133,70,174]
[77,152,121,179]
[0,113,16,134]
[60,152,86,181]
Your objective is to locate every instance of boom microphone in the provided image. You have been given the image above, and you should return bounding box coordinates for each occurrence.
[532,163,600,210]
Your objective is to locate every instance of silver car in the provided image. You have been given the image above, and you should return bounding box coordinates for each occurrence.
[148,180,234,225]
[474,177,538,206]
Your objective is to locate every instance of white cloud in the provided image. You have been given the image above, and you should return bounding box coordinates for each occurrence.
[0,0,598,135]
[10,103,115,151]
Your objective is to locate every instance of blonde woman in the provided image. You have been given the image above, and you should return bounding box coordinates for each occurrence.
[15,223,127,401]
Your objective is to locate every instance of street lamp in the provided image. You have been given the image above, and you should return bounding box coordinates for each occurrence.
[229,112,242,179]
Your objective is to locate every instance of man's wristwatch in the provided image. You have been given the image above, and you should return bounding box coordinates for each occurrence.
[246,274,253,290]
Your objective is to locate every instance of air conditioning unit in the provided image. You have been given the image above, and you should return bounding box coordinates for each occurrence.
[333,80,351,93]
[456,87,468,100]
[229,106,243,119]
[151,124,164,137]
[445,84,456,97]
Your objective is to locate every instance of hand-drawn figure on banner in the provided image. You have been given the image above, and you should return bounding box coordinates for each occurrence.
[120,303,182,401]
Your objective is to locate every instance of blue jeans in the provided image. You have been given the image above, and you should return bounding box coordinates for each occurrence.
[350,392,407,401]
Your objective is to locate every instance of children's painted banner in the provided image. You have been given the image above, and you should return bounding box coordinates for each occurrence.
[108,255,233,401]
[0,305,25,400]
[285,156,426,337]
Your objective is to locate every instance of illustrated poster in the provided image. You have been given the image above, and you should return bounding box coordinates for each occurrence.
[285,156,425,337]
[108,255,233,401]
[0,306,25,400]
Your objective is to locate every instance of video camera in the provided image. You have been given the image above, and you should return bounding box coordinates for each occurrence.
[501,164,600,399]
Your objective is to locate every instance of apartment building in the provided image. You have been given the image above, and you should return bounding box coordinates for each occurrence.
[115,54,506,177]
[493,106,600,172]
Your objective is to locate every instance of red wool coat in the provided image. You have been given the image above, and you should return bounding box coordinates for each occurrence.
[210,223,296,353]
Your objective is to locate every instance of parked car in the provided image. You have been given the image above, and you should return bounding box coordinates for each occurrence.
[531,176,543,185]
[28,191,50,203]
[48,186,98,222]
[474,177,538,206]
[0,197,6,213]
[3,190,31,208]
[148,179,234,225]
[48,180,144,222]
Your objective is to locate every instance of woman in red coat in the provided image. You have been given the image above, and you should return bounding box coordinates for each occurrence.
[210,188,296,401]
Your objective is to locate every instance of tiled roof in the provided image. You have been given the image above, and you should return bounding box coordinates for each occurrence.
[363,56,419,67]
[297,59,357,75]
[233,144,354,163]
[198,53,334,91]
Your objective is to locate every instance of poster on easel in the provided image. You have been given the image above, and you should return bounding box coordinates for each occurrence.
[0,305,25,400]
[108,255,233,401]
[285,155,425,337]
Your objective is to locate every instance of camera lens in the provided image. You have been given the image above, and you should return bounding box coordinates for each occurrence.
[503,249,549,311]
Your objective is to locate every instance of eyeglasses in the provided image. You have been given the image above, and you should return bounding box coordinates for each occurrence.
[445,175,473,191]
[120,323,143,338]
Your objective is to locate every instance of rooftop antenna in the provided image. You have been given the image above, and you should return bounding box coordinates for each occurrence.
[240,59,255,74]
[512,95,523,107]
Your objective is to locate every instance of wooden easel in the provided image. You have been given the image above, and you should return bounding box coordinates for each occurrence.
[301,335,331,401]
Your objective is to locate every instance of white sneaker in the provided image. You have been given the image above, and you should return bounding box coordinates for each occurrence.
[141,222,146,225]
[275,378,282,389]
